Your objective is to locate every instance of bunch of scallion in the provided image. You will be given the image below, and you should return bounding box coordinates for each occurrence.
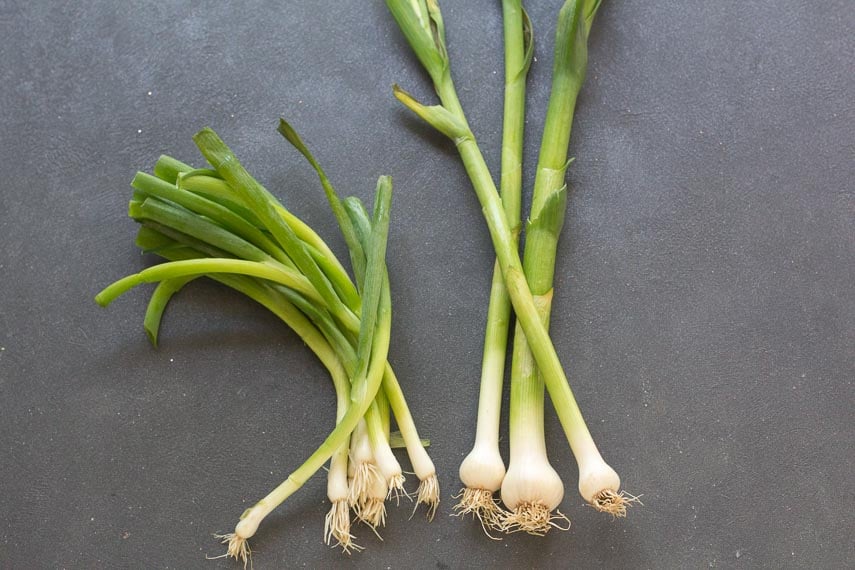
[386,0,638,535]
[95,122,438,563]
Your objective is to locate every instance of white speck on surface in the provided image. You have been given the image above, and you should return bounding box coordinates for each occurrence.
[137,129,142,134]
[169,358,173,362]
[735,550,741,559]
[147,91,152,96]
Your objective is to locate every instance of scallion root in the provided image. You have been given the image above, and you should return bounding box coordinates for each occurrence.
[499,503,570,537]
[591,489,641,518]
[213,533,252,569]
[348,461,382,512]
[452,487,506,537]
[358,497,387,529]
[354,466,388,530]
[386,473,407,504]
[324,500,362,554]
[414,473,440,520]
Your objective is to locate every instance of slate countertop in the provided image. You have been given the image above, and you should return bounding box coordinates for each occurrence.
[1,1,852,568]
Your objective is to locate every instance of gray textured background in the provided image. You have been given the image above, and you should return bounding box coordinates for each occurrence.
[1,0,853,568]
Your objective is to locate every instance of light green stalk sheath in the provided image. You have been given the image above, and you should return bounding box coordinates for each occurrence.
[386,0,597,477]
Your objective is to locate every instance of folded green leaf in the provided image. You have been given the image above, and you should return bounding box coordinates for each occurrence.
[393,84,470,141]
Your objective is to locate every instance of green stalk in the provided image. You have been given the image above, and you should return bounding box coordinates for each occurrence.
[172,167,363,313]
[228,281,391,550]
[95,258,322,307]
[135,226,414,504]
[376,382,391,438]
[171,157,364,321]
[505,0,595,520]
[138,238,355,409]
[277,119,367,284]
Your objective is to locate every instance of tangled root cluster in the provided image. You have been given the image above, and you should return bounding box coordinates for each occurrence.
[591,489,641,518]
[452,487,506,538]
[414,474,440,521]
[386,473,408,504]
[210,533,251,569]
[324,500,363,554]
[499,503,570,537]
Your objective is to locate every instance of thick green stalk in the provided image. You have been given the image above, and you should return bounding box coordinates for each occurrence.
[508,0,595,489]
[471,0,531,459]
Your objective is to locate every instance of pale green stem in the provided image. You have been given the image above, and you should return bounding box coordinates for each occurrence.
[471,0,529,457]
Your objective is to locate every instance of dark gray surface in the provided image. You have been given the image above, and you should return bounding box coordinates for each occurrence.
[1,0,853,568]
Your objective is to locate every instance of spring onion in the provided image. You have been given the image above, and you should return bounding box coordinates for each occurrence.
[385,0,636,523]
[455,0,532,531]
[96,124,437,563]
